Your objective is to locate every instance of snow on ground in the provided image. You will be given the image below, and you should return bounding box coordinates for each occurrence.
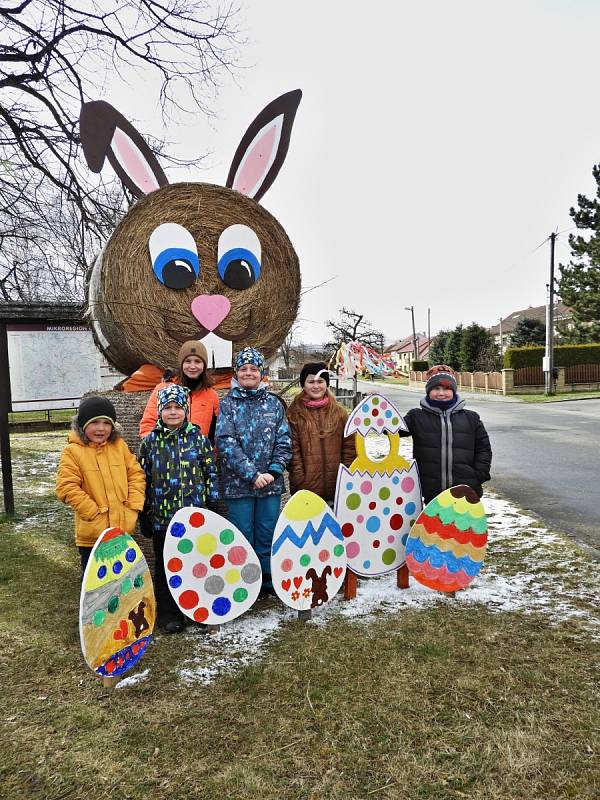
[170,490,600,688]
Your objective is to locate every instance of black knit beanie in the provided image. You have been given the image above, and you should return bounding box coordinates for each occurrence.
[77,396,117,430]
[299,362,330,387]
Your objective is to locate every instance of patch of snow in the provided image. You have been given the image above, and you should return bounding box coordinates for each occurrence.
[177,490,600,686]
[115,668,150,689]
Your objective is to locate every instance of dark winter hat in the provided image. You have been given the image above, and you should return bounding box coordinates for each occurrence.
[300,362,330,387]
[425,364,457,395]
[157,384,190,416]
[77,396,117,430]
[178,340,208,370]
[235,347,265,375]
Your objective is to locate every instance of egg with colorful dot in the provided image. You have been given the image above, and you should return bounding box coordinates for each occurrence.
[271,491,346,611]
[334,463,423,576]
[405,485,488,592]
[79,527,155,678]
[164,507,262,624]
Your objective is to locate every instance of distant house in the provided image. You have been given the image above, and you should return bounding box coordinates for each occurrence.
[489,302,572,353]
[387,333,430,372]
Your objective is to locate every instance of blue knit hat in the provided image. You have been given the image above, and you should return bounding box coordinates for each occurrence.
[157,384,190,415]
[235,347,265,375]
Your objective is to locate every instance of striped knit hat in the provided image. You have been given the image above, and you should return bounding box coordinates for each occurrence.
[157,384,190,416]
[425,364,457,395]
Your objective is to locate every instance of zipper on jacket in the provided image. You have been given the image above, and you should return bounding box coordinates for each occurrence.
[441,411,450,491]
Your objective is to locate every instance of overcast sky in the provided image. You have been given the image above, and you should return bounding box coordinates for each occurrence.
[109,0,600,345]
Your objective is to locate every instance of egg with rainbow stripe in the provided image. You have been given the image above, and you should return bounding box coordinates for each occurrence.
[164,507,262,625]
[405,485,488,592]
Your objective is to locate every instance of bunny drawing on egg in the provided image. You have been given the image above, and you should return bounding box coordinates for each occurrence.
[79,90,302,390]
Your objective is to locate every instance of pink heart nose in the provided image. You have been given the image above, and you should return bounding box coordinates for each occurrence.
[191,295,231,331]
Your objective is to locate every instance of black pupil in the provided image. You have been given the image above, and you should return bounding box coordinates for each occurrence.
[162,259,195,289]
[223,259,255,290]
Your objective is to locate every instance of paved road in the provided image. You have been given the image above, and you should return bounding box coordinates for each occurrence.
[354,381,600,555]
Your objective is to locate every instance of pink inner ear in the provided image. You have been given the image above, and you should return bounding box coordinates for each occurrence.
[112,128,161,194]
[233,124,278,197]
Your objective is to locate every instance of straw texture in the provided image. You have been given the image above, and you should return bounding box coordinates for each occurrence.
[86,182,300,375]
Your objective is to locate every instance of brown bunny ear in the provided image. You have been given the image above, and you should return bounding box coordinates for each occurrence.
[79,100,168,198]
[226,89,302,202]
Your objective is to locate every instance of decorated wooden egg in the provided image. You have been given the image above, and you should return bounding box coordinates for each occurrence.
[164,507,262,624]
[271,491,346,611]
[335,463,422,576]
[334,393,423,577]
[79,527,155,678]
[405,485,488,592]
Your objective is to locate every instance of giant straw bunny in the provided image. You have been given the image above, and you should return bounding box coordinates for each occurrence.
[79,90,302,389]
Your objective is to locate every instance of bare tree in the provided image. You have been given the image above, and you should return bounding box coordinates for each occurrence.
[0,0,240,300]
[325,307,385,356]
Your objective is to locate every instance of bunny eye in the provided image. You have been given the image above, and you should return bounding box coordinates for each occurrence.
[149,223,200,289]
[217,224,261,290]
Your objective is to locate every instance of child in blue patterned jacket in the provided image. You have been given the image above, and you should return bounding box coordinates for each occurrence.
[139,384,218,633]
[216,347,291,593]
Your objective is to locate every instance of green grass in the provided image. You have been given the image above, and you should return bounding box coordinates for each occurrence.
[8,408,74,424]
[514,390,600,403]
[1,432,599,799]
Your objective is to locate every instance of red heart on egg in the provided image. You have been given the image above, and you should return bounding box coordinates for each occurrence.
[333,567,343,578]
[293,576,303,589]
[281,578,291,591]
[113,619,128,640]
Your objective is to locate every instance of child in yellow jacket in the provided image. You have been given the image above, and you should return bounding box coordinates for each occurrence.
[56,396,146,576]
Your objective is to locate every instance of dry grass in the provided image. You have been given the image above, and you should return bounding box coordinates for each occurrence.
[1,432,599,800]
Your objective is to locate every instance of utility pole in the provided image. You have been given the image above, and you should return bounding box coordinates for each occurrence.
[498,317,503,358]
[405,305,417,363]
[544,232,557,395]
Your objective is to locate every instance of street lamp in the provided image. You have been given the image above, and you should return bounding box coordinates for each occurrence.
[404,305,417,364]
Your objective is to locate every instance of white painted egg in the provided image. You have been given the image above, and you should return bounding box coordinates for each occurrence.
[271,490,346,611]
[164,507,262,624]
[334,462,423,576]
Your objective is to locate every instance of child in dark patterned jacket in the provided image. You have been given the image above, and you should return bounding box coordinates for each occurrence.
[216,347,291,594]
[139,384,218,633]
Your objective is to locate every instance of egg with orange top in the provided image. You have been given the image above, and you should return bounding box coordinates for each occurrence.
[405,485,488,592]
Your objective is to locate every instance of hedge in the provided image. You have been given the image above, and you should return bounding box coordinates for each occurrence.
[411,360,429,371]
[504,343,600,369]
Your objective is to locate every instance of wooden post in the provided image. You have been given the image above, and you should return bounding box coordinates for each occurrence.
[297,609,312,622]
[102,676,120,688]
[344,569,357,600]
[207,624,221,634]
[397,563,409,590]
[0,322,15,516]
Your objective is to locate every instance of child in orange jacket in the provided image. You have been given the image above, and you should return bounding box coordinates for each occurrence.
[139,340,219,438]
[56,396,146,576]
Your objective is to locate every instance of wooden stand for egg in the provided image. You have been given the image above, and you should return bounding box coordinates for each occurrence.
[102,676,121,689]
[343,563,409,600]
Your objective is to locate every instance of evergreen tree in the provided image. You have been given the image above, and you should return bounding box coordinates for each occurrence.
[510,317,546,347]
[428,329,450,365]
[459,323,496,371]
[443,325,463,370]
[558,164,600,342]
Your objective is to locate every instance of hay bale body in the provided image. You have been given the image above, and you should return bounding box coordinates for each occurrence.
[87,182,300,376]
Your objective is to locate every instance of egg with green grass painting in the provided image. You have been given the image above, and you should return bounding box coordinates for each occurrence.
[271,491,346,611]
[79,527,155,678]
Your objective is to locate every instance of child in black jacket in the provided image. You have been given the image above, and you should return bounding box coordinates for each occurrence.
[402,365,492,504]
